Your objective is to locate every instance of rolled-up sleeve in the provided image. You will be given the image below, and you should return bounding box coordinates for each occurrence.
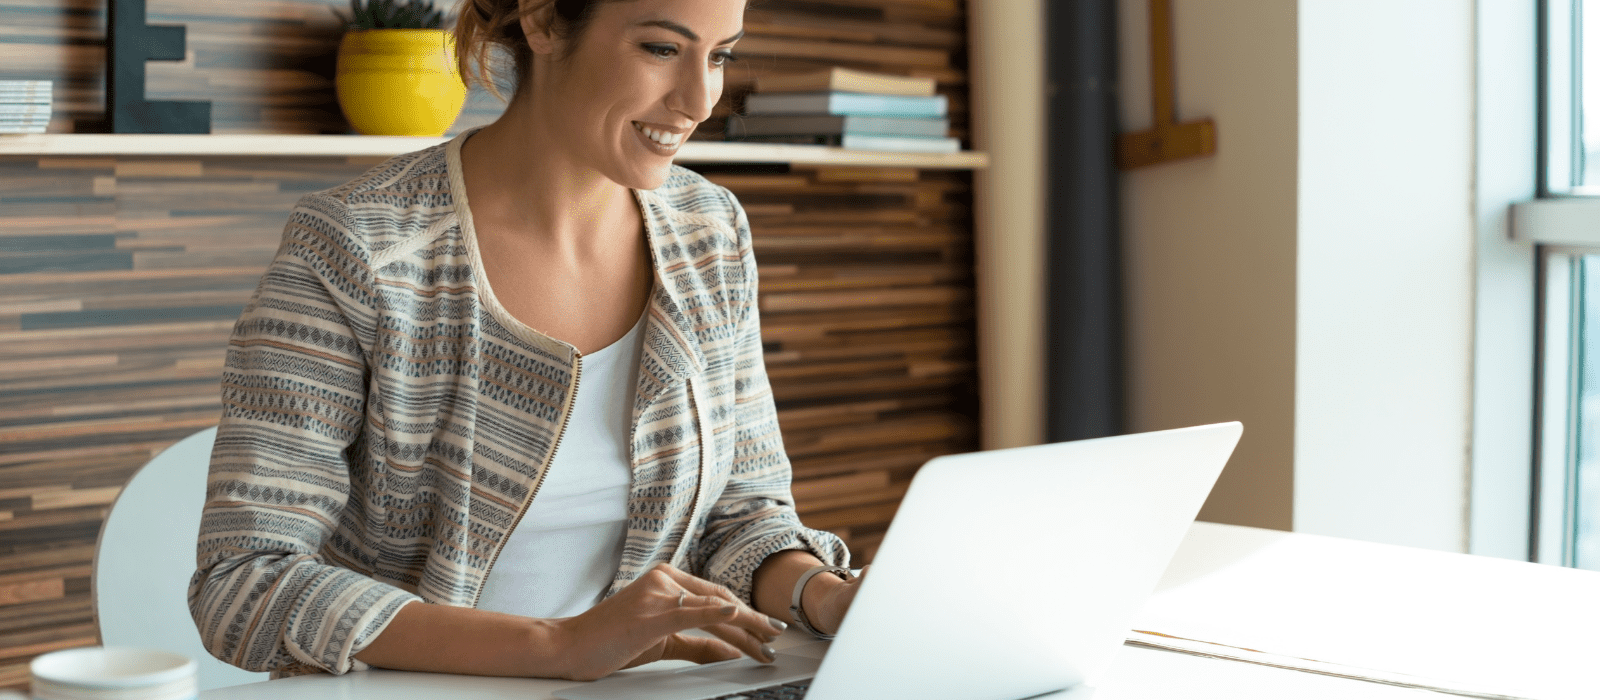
[692,187,851,603]
[188,193,419,675]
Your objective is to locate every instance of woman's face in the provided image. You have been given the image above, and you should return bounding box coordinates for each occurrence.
[529,0,746,190]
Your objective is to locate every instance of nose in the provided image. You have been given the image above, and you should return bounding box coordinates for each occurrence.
[667,57,720,124]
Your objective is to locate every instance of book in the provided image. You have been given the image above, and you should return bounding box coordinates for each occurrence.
[0,125,47,133]
[0,105,51,115]
[741,92,947,118]
[730,133,961,153]
[840,134,958,153]
[728,114,949,139]
[755,67,936,97]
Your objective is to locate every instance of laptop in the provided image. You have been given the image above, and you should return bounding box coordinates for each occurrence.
[556,422,1243,700]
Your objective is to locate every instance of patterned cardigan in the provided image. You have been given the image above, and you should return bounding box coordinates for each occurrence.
[188,127,849,678]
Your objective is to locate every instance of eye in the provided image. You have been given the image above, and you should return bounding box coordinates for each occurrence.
[643,43,677,58]
[712,50,739,67]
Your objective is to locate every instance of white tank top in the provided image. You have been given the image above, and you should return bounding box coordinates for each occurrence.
[475,310,646,619]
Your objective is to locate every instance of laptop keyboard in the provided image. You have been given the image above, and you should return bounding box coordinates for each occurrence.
[711,679,811,700]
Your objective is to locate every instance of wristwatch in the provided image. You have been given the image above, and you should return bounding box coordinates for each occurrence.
[790,565,850,639]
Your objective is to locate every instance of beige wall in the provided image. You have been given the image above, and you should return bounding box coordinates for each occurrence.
[968,0,1047,450]
[1117,0,1298,530]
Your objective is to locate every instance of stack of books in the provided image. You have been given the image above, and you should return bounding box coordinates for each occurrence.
[729,68,957,153]
[1,80,52,134]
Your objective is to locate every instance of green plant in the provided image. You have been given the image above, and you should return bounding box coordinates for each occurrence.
[332,0,446,30]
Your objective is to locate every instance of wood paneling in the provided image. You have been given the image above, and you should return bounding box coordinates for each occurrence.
[707,163,978,564]
[0,0,502,135]
[0,154,385,687]
[0,0,968,144]
[0,0,973,686]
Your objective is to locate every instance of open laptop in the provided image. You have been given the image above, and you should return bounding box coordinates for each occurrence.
[556,422,1242,700]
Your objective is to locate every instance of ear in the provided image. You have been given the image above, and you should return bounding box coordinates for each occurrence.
[519,0,558,57]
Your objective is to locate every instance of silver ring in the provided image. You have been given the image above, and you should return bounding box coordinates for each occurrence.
[677,589,688,607]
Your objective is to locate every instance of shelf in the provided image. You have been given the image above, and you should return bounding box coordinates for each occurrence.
[0,134,989,169]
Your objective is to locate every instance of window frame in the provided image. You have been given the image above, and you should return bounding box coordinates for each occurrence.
[1509,0,1600,567]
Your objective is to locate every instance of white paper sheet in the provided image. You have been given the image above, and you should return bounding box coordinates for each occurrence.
[1132,522,1600,700]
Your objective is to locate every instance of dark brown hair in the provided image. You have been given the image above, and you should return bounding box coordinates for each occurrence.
[452,0,624,102]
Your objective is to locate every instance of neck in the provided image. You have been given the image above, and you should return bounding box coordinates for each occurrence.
[459,93,637,256]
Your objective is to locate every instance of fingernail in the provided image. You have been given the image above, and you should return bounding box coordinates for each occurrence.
[760,644,776,662]
[720,604,737,614]
[767,616,788,632]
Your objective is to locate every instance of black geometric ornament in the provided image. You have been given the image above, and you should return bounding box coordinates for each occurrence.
[106,0,212,133]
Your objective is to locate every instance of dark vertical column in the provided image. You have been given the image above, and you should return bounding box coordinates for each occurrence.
[1045,0,1124,441]
[107,0,211,133]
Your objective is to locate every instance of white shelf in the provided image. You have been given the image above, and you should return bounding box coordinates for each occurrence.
[0,134,989,169]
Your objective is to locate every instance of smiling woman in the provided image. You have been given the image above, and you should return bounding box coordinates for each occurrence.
[453,0,744,186]
[186,0,866,685]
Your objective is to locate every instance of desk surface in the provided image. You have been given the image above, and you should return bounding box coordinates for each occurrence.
[197,522,1599,700]
[198,643,1441,700]
[1137,522,1599,700]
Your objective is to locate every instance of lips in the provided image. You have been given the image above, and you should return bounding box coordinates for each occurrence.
[632,121,685,149]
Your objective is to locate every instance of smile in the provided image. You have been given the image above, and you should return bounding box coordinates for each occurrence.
[633,122,685,154]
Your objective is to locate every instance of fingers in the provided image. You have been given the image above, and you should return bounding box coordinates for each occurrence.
[652,564,788,639]
[700,621,778,663]
[664,599,740,631]
[680,593,730,609]
[659,633,743,665]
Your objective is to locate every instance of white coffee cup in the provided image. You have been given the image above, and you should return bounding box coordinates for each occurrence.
[29,647,197,700]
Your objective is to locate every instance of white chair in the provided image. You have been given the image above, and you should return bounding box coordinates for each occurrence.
[92,427,268,690]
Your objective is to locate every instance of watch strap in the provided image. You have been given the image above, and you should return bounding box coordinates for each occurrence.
[790,565,850,640]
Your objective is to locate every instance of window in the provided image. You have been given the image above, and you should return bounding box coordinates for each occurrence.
[1535,253,1600,568]
[1518,0,1600,569]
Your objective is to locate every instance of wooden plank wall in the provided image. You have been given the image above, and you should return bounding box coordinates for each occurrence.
[701,163,976,561]
[0,0,974,688]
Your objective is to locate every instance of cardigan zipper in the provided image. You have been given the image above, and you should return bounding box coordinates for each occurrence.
[471,353,583,608]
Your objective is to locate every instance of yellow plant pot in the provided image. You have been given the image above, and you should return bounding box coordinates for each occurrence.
[336,29,468,137]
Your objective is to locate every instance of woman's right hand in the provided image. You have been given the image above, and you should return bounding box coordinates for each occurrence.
[553,563,789,681]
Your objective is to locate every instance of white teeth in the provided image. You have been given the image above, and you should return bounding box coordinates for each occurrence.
[636,123,680,147]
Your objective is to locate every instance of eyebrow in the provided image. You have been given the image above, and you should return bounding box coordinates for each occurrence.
[636,19,745,45]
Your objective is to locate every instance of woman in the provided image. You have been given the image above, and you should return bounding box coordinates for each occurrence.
[189,0,863,681]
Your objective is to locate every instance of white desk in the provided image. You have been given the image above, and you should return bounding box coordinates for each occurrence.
[1135,522,1599,700]
[196,643,1438,700]
[198,523,1600,700]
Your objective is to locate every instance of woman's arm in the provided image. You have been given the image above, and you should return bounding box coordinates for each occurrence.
[751,550,862,635]
[690,186,859,632]
[354,564,785,681]
[191,193,422,675]
[352,603,565,676]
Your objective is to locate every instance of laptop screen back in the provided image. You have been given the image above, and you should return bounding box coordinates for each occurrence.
[806,422,1242,700]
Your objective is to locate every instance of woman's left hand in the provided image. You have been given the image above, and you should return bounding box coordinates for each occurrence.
[810,565,870,636]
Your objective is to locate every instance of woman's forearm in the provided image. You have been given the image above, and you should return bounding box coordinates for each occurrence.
[353,601,566,676]
[751,549,847,633]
